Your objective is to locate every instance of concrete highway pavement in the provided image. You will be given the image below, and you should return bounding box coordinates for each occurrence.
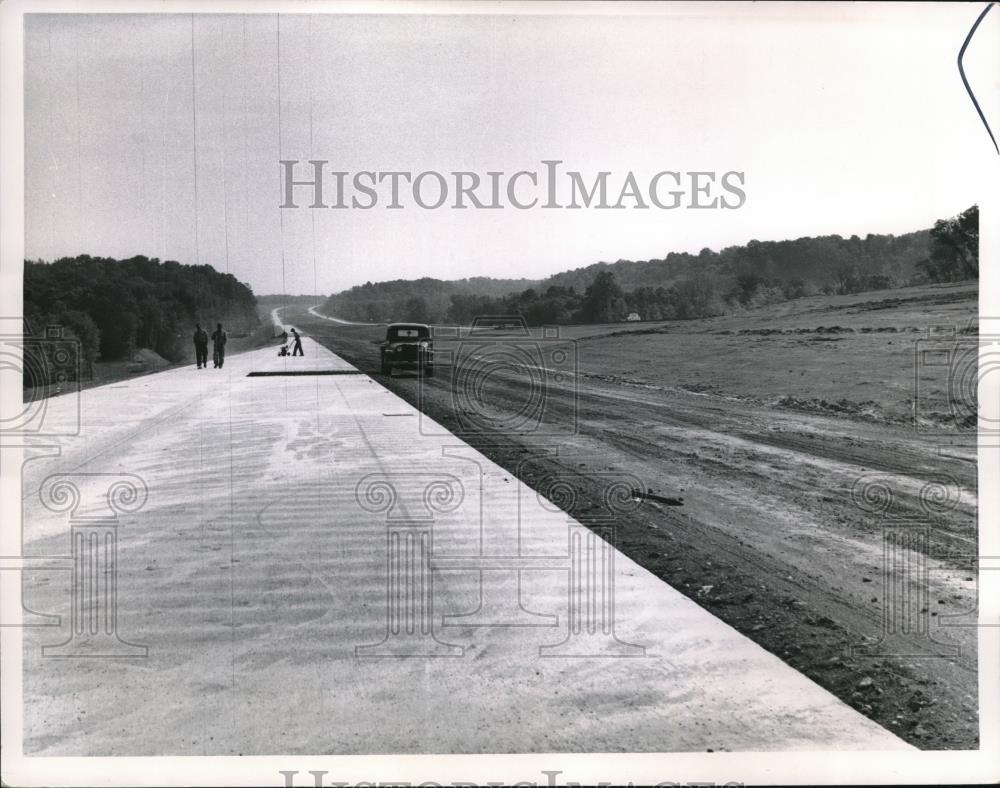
[13,338,911,754]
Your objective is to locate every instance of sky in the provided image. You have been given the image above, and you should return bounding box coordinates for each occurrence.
[23,3,999,296]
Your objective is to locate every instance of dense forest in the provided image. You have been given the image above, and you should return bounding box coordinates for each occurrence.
[24,255,260,380]
[321,276,542,324]
[321,205,977,326]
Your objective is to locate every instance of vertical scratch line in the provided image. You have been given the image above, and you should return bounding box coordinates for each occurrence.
[191,14,201,263]
[276,14,286,295]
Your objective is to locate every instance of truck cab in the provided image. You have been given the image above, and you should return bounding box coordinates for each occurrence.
[380,323,433,377]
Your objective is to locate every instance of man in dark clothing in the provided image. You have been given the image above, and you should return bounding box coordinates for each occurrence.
[212,323,228,368]
[290,327,304,357]
[193,324,209,369]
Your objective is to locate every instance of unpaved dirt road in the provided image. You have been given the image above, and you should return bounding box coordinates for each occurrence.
[278,288,978,750]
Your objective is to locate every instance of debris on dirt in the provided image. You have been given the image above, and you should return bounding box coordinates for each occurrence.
[632,489,684,506]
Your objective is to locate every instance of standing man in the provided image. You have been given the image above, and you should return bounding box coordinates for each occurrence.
[193,323,209,369]
[212,323,228,368]
[290,327,304,357]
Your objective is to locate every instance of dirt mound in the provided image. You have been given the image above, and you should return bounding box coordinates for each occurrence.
[774,395,899,423]
[126,347,173,372]
[86,348,177,388]
[844,290,974,312]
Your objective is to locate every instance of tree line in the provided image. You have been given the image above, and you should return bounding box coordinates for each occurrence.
[24,255,260,382]
[322,205,977,326]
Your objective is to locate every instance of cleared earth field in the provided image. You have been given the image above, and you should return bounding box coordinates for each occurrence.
[280,280,979,750]
[555,281,977,426]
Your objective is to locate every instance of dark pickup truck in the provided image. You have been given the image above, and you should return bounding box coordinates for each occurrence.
[380,323,434,377]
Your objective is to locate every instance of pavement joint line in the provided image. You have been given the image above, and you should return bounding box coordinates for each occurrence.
[246,370,365,377]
